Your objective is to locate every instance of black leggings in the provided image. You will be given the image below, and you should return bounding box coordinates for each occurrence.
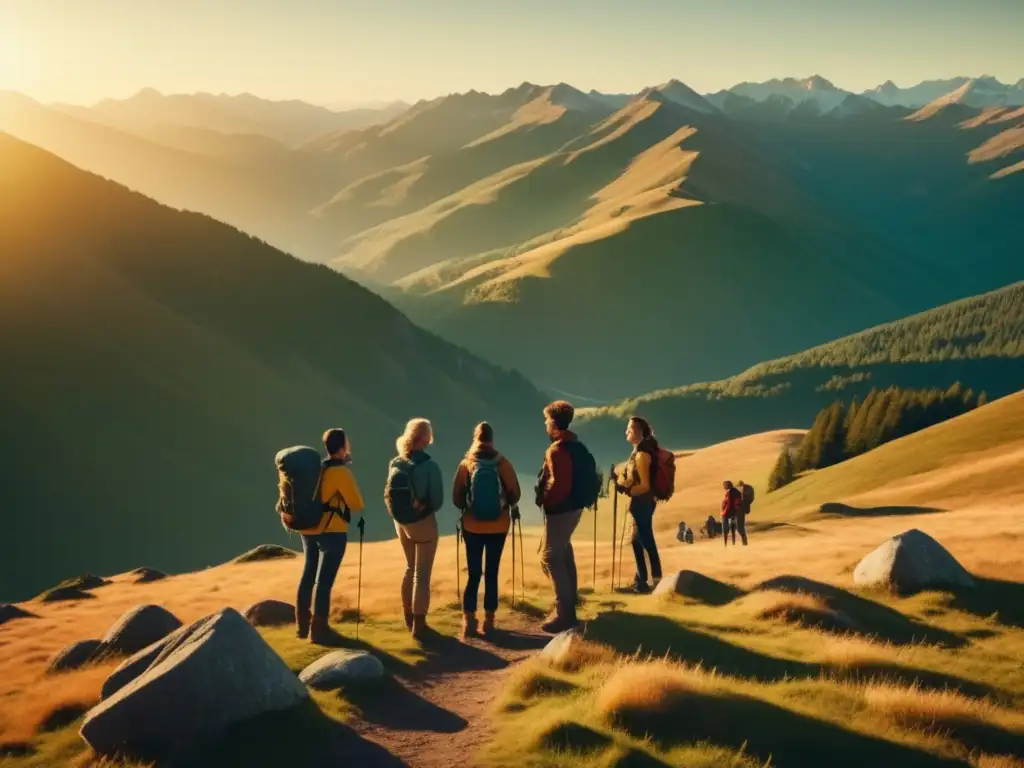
[630,499,662,584]
[463,530,507,613]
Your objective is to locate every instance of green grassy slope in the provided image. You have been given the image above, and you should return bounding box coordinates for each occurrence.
[0,134,547,602]
[576,281,1024,455]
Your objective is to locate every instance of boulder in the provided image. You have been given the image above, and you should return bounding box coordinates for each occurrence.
[101,619,208,699]
[853,529,974,595]
[0,604,36,626]
[47,639,102,673]
[130,567,168,584]
[98,605,182,658]
[243,599,296,627]
[81,608,308,759]
[38,586,94,603]
[56,573,110,591]
[299,650,385,689]
[232,544,297,564]
[538,629,580,664]
[653,570,743,605]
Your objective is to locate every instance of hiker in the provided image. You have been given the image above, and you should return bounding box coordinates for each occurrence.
[385,418,444,638]
[677,521,694,545]
[452,422,522,639]
[721,480,747,547]
[535,400,598,633]
[614,416,663,594]
[295,428,365,644]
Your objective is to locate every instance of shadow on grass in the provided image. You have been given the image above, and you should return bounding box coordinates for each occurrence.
[538,721,613,754]
[172,699,408,767]
[660,571,745,606]
[757,575,967,648]
[944,578,1024,629]
[607,688,970,768]
[584,612,1002,698]
[606,748,674,768]
[817,502,946,518]
[932,717,1024,758]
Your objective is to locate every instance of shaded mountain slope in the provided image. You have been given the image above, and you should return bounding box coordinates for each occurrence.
[0,134,546,602]
[576,281,1024,460]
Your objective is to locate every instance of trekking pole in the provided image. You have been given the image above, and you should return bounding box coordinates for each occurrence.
[456,521,462,607]
[511,516,516,609]
[610,464,617,592]
[356,516,365,640]
[618,504,629,591]
[517,516,525,604]
[592,498,597,590]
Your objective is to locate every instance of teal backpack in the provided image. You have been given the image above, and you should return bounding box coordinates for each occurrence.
[467,457,504,522]
[385,455,426,525]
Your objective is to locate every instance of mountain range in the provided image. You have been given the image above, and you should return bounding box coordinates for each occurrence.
[0,134,545,602]
[2,73,1021,402]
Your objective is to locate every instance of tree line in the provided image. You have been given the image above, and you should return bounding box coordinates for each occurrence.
[768,383,987,492]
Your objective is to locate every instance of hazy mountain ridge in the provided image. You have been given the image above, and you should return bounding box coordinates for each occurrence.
[0,133,547,601]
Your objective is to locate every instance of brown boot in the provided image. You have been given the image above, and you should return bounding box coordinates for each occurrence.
[481,611,496,637]
[296,608,311,640]
[461,612,478,640]
[310,614,333,645]
[411,613,428,639]
[403,609,414,631]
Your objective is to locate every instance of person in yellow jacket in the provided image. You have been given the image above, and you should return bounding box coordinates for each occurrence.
[614,416,663,594]
[296,428,365,644]
[452,422,521,639]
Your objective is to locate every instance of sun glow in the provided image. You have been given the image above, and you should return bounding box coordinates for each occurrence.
[0,31,20,90]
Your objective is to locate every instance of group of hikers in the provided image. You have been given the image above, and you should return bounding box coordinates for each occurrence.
[275,400,724,645]
[693,481,754,545]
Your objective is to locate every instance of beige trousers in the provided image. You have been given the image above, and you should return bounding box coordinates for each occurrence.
[539,509,582,619]
[396,515,439,615]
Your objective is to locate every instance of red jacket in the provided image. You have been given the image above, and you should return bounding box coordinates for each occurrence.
[540,431,577,514]
[722,487,742,518]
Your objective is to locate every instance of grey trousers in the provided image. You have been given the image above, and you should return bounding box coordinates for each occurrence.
[540,509,582,619]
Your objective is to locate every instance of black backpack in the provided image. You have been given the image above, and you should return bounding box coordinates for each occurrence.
[563,439,600,512]
[275,446,325,531]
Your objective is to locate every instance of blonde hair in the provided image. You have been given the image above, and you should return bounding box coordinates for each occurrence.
[397,418,433,457]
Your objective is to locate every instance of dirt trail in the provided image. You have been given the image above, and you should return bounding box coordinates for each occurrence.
[329,617,550,767]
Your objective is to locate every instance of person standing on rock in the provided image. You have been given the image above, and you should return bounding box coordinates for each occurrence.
[535,400,598,634]
[297,428,365,644]
[452,422,522,639]
[614,416,664,594]
[385,418,444,639]
[721,480,747,547]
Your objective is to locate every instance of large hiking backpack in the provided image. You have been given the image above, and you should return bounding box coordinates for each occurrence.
[563,440,600,512]
[385,455,426,525]
[650,447,676,501]
[467,457,504,522]
[275,446,325,531]
[742,484,755,509]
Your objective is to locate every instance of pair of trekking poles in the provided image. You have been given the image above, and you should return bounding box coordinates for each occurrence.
[454,508,525,608]
[607,463,630,592]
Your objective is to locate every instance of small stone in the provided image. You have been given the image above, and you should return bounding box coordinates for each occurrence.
[299,650,385,690]
[243,600,296,627]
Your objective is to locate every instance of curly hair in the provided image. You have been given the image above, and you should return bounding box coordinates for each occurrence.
[396,418,433,457]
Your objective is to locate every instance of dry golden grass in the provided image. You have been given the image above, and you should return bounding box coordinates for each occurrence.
[863,683,1024,736]
[816,637,901,669]
[544,636,618,674]
[594,660,716,723]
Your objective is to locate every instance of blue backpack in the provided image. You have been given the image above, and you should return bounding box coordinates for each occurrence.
[467,457,504,522]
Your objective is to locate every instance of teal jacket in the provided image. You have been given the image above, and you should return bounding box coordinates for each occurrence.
[408,450,444,516]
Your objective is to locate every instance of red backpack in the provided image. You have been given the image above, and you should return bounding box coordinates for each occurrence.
[651,447,676,501]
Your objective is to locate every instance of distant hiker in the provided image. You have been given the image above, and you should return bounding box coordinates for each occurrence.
[721,480,747,547]
[614,417,665,594]
[452,422,522,639]
[702,514,722,539]
[535,400,599,633]
[281,428,365,644]
[385,418,444,639]
[677,521,694,545]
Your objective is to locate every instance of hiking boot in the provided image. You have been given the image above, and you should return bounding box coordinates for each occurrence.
[481,611,496,637]
[631,580,652,594]
[461,612,478,640]
[411,613,428,640]
[403,609,414,632]
[296,608,311,640]
[310,614,335,645]
[541,614,578,634]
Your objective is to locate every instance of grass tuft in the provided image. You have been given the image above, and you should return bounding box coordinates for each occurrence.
[231,544,298,564]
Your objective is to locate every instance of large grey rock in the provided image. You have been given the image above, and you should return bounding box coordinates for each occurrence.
[100,620,203,700]
[299,650,385,689]
[853,529,975,595]
[47,639,102,673]
[243,599,296,627]
[98,605,182,658]
[81,608,308,759]
[653,570,743,605]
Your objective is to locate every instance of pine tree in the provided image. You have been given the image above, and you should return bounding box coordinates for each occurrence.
[978,391,990,408]
[768,446,795,492]
[846,388,878,457]
[819,401,848,468]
